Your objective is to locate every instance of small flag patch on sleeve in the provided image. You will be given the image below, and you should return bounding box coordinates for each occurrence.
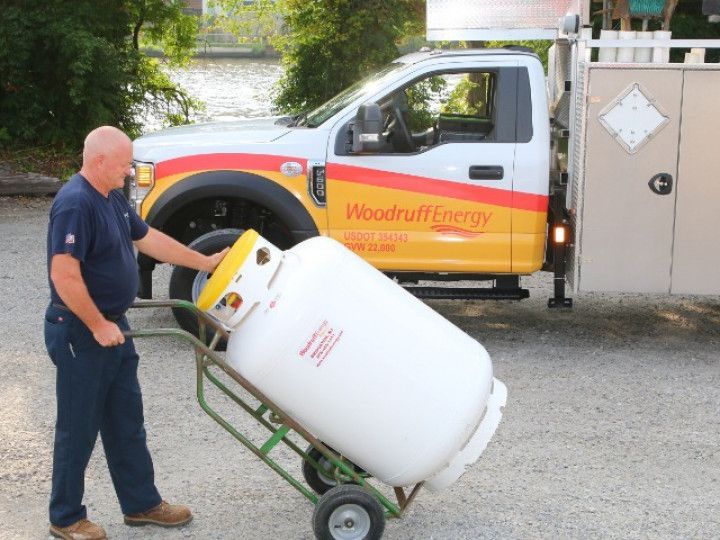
[65,233,75,244]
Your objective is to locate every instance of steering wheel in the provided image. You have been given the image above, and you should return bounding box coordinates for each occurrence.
[390,93,415,152]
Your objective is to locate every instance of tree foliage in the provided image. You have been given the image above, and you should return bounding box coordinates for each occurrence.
[668,1,720,62]
[206,0,279,46]
[0,0,200,151]
[274,0,424,113]
[216,0,424,113]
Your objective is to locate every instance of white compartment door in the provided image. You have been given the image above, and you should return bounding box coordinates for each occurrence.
[671,70,720,294]
[579,69,683,293]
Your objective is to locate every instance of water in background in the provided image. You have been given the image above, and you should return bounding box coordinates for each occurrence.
[142,58,284,133]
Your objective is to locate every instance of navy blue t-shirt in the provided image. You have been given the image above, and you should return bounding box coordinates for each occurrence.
[47,174,149,314]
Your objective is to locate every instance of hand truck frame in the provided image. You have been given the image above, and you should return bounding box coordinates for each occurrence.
[125,300,423,539]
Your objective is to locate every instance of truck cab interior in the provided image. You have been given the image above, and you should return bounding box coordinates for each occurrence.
[353,70,498,154]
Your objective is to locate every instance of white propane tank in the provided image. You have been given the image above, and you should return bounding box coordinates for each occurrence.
[197,230,507,491]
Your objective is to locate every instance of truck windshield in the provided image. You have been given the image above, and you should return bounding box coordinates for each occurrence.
[302,62,408,127]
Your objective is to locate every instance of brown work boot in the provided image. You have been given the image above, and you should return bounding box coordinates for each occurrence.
[49,518,107,540]
[124,500,193,527]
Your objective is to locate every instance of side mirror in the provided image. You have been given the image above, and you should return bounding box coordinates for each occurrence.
[352,102,383,153]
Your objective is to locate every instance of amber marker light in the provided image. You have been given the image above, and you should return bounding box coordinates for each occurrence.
[134,163,154,188]
[554,225,566,244]
[127,161,155,212]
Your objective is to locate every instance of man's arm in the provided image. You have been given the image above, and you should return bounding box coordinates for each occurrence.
[50,254,125,347]
[134,227,228,272]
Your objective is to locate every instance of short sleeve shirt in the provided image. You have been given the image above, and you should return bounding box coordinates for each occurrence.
[47,173,149,314]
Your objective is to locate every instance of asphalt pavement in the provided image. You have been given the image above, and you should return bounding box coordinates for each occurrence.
[0,195,718,539]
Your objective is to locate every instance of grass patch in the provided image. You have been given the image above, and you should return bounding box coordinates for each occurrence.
[0,145,80,181]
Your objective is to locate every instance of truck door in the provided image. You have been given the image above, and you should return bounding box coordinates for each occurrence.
[325,64,534,273]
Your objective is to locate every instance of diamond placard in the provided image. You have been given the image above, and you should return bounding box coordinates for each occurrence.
[598,83,669,154]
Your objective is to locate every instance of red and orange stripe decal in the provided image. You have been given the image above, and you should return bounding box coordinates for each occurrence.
[326,163,548,211]
[155,153,306,180]
[152,154,546,211]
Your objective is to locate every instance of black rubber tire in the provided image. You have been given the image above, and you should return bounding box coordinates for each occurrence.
[168,228,244,348]
[312,485,385,540]
[302,445,366,495]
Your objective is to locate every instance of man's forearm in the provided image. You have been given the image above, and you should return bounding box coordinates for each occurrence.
[53,274,106,332]
[135,228,213,272]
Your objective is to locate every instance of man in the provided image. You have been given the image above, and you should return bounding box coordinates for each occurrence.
[45,126,229,540]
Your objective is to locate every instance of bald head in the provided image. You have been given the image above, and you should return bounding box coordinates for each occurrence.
[83,126,131,164]
[80,126,133,196]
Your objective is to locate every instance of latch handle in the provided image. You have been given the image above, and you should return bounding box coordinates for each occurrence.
[648,173,673,195]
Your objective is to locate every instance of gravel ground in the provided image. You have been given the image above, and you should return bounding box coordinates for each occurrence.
[1,196,719,540]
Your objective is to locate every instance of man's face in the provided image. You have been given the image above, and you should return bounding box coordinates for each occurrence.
[98,141,133,191]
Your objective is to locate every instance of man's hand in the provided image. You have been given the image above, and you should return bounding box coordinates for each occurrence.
[203,247,230,273]
[51,253,121,347]
[92,319,125,347]
[136,228,231,273]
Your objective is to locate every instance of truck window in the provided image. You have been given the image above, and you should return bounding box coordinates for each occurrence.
[407,72,494,131]
[341,66,531,156]
[375,70,500,154]
[304,62,408,127]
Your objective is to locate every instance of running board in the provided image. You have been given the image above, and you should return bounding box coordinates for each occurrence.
[404,286,529,300]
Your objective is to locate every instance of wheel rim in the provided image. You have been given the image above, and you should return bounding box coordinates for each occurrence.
[317,456,339,487]
[191,271,210,303]
[328,503,371,540]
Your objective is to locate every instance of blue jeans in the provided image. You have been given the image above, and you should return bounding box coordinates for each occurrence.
[44,304,162,527]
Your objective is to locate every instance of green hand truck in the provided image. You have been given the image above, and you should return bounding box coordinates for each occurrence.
[125,300,424,540]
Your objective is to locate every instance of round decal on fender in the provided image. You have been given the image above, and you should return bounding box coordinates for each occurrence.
[280,161,303,177]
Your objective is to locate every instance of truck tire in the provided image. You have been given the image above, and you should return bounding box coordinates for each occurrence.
[168,228,244,347]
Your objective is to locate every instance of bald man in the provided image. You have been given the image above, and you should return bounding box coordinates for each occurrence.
[45,126,228,540]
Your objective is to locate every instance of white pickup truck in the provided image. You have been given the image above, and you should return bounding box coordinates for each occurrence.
[130,1,720,336]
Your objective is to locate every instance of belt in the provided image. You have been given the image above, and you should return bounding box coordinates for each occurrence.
[51,303,125,322]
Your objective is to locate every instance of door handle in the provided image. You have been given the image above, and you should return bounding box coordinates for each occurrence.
[648,173,673,195]
[469,165,504,180]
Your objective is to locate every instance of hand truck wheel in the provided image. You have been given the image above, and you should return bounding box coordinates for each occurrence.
[302,444,365,495]
[312,484,385,540]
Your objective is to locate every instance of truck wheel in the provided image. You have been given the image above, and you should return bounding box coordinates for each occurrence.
[168,228,244,346]
[312,485,385,540]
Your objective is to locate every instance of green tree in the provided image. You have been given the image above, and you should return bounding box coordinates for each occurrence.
[216,0,424,113]
[668,1,720,62]
[0,0,200,156]
[274,0,424,112]
[127,1,203,129]
[205,0,279,48]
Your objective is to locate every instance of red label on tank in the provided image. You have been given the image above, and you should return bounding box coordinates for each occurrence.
[299,320,344,367]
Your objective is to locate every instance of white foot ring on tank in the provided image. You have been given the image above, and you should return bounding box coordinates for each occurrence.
[424,378,507,491]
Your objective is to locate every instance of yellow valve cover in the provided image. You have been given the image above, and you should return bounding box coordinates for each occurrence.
[196,229,259,311]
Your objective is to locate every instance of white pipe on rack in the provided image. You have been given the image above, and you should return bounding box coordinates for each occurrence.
[585,39,720,48]
[598,29,618,62]
[635,31,653,63]
[617,31,637,63]
[652,31,672,63]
